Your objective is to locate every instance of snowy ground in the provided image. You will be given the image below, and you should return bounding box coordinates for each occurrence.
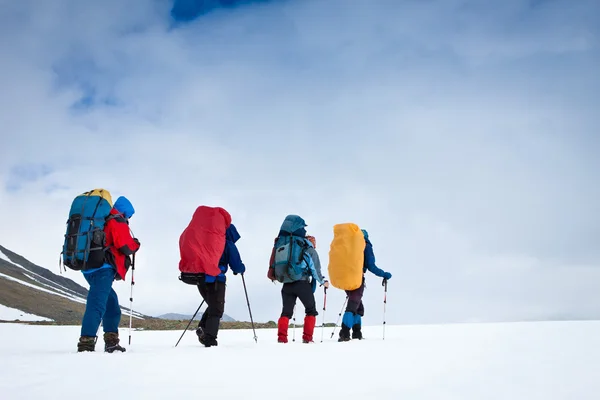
[1,321,598,399]
[0,304,52,322]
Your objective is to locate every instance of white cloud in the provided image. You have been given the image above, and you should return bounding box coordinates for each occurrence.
[1,0,599,325]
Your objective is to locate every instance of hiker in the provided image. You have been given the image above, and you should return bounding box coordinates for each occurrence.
[77,196,140,353]
[338,229,391,342]
[267,215,329,344]
[178,206,246,347]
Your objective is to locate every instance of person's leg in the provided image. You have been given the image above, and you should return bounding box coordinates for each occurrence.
[102,288,122,333]
[340,280,365,342]
[196,282,209,340]
[297,281,318,343]
[278,283,297,343]
[201,281,225,347]
[78,268,114,352]
[352,301,365,339]
[102,287,125,352]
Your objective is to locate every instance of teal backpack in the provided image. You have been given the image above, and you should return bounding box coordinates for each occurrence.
[60,189,113,271]
[272,234,310,283]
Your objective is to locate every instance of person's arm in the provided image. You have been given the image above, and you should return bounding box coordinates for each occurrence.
[364,240,387,278]
[227,241,246,274]
[306,247,325,285]
[110,220,140,256]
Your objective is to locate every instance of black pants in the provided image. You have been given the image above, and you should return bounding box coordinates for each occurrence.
[196,280,226,339]
[281,280,318,318]
[345,278,365,317]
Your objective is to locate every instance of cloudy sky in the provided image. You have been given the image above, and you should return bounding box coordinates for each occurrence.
[1,0,599,326]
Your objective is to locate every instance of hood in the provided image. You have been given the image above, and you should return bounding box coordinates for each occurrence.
[280,215,307,235]
[361,229,372,245]
[114,196,135,219]
[226,224,241,243]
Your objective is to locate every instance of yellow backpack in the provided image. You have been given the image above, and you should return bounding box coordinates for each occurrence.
[328,223,365,290]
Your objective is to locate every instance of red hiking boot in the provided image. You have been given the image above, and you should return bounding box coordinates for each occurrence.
[302,315,316,343]
[277,317,289,343]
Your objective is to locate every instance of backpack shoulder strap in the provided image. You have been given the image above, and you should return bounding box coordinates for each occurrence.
[286,233,295,265]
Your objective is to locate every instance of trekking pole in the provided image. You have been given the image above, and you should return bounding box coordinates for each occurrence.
[292,305,296,342]
[320,287,327,342]
[241,274,258,343]
[175,300,205,347]
[330,296,349,339]
[382,278,388,340]
[128,254,135,346]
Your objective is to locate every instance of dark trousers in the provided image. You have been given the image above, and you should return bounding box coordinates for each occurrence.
[281,280,318,318]
[345,278,365,317]
[196,280,226,339]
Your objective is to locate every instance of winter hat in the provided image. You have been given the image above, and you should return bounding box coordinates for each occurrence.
[114,196,135,219]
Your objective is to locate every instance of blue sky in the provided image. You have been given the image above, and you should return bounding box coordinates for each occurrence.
[1,0,599,325]
[170,0,279,21]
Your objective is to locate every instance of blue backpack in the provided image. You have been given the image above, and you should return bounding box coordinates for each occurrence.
[272,234,310,283]
[61,189,113,271]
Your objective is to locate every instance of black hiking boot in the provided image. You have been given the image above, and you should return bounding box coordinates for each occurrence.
[199,334,218,348]
[104,332,126,353]
[77,336,97,352]
[196,326,204,342]
[338,325,351,342]
[352,324,363,340]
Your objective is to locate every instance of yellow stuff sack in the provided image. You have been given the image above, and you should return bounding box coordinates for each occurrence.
[328,223,365,291]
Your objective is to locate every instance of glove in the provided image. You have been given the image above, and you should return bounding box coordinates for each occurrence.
[321,280,330,288]
[133,238,141,247]
[383,272,392,280]
[234,265,246,276]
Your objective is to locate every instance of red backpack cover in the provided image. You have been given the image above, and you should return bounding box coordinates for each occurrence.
[179,206,232,276]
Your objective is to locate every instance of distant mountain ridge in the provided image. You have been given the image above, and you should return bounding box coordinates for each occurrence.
[158,312,236,322]
[0,244,149,324]
[0,244,239,327]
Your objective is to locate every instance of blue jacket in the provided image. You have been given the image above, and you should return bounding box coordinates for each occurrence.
[361,229,386,278]
[205,224,246,283]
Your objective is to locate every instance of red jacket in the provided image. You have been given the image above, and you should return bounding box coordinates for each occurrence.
[105,208,140,280]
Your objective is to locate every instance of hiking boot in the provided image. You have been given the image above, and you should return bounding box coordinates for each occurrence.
[196,327,204,343]
[338,325,351,342]
[77,336,97,352]
[302,339,314,344]
[104,332,126,353]
[195,325,216,347]
[352,324,363,340]
[198,333,206,346]
[200,334,218,348]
